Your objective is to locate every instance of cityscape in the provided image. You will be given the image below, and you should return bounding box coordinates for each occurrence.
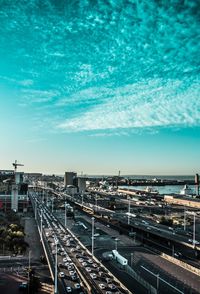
[0,167,200,293]
[0,0,200,294]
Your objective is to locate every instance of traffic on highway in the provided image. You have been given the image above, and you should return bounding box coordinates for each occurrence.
[30,192,130,294]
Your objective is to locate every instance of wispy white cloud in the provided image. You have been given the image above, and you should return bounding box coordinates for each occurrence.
[21,89,58,104]
[57,78,200,133]
[19,79,34,86]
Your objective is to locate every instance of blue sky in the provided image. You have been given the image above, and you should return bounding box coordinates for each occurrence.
[0,0,200,175]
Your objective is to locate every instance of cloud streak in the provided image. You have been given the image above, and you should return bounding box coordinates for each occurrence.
[58,78,200,133]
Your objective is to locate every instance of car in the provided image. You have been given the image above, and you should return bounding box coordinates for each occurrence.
[66,286,72,293]
[188,239,200,245]
[108,283,117,290]
[174,252,182,258]
[71,274,78,281]
[105,277,112,283]
[58,262,64,268]
[98,283,106,289]
[87,259,93,263]
[59,272,65,278]
[82,261,87,266]
[86,267,92,272]
[69,270,76,276]
[92,263,98,268]
[90,273,97,279]
[19,282,28,290]
[74,283,81,289]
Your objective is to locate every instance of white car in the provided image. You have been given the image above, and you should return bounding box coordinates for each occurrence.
[74,283,81,289]
[108,283,117,290]
[99,283,106,289]
[59,272,65,278]
[90,273,97,279]
[188,239,200,245]
[92,263,98,268]
[66,286,72,293]
[86,267,92,272]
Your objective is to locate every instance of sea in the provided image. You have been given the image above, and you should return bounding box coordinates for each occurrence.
[119,185,197,195]
[119,175,196,195]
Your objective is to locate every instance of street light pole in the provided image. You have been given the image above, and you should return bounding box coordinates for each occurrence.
[54,238,58,294]
[95,195,97,212]
[65,202,67,227]
[128,199,130,225]
[34,200,37,220]
[28,250,31,271]
[131,253,133,268]
[193,213,196,247]
[184,207,186,231]
[52,198,54,213]
[115,238,119,251]
[157,274,160,293]
[28,250,31,294]
[81,194,84,206]
[40,209,43,241]
[91,217,95,256]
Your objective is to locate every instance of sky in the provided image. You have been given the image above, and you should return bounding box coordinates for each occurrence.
[0,0,200,176]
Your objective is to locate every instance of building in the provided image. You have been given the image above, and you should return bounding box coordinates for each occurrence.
[64,172,77,188]
[0,170,28,212]
[195,173,199,196]
[65,185,77,196]
[77,177,86,193]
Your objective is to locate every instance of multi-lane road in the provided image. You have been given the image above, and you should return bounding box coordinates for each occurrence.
[30,191,130,294]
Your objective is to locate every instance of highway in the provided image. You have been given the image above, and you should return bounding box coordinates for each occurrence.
[29,191,131,294]
[63,191,200,262]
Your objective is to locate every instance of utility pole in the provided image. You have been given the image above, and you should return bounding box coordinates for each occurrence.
[81,194,84,206]
[34,200,37,220]
[115,238,119,251]
[27,250,31,294]
[183,207,186,231]
[54,238,58,294]
[52,198,54,213]
[193,213,196,247]
[95,195,98,212]
[131,253,133,268]
[128,199,130,225]
[91,217,95,256]
[157,274,160,293]
[65,202,67,227]
[40,209,43,242]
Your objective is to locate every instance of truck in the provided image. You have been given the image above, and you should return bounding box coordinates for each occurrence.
[112,250,128,266]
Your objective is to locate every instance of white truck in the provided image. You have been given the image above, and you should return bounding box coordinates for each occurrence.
[112,250,128,266]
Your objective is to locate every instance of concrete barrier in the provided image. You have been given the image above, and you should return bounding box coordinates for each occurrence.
[161,253,200,277]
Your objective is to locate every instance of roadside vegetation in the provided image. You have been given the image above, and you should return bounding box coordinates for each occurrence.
[0,211,28,255]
